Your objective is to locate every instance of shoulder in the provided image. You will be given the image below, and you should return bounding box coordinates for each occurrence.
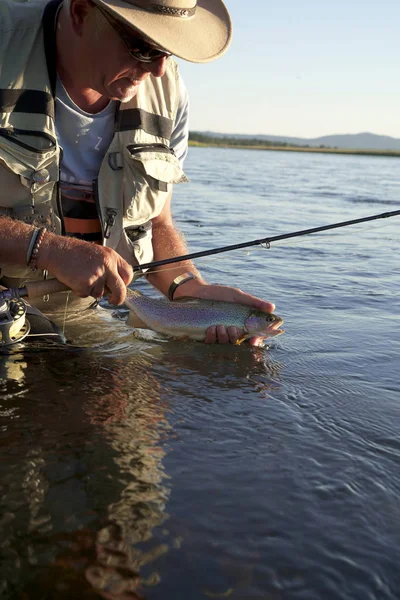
[0,0,44,31]
[171,72,189,166]
[0,0,44,57]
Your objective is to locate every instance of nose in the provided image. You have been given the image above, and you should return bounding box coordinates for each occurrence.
[141,55,168,78]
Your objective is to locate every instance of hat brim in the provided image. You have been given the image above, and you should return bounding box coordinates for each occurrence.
[91,0,232,63]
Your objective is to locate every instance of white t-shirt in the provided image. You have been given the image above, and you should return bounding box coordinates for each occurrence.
[55,74,189,241]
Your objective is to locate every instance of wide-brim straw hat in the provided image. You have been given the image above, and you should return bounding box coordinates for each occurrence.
[91,0,232,63]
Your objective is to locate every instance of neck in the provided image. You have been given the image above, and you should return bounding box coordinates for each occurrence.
[56,6,109,114]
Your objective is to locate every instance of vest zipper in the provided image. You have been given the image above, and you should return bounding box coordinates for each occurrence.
[0,128,56,153]
[127,143,175,156]
[104,209,117,240]
[94,178,117,242]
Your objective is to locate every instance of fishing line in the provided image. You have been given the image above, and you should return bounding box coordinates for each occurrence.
[135,209,400,273]
[62,291,71,336]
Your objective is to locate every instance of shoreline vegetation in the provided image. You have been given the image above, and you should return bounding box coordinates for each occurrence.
[188,132,400,158]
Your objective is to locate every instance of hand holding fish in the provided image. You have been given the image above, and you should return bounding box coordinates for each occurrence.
[173,282,277,346]
[126,284,283,346]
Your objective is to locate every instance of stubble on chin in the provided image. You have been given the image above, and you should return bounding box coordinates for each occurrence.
[115,81,140,103]
[119,89,138,103]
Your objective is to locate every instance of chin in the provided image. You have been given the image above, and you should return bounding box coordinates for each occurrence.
[110,82,139,103]
[119,90,138,103]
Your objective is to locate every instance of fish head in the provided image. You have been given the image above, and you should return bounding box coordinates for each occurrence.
[244,311,284,338]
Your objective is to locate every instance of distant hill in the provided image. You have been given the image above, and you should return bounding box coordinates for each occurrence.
[198,131,400,151]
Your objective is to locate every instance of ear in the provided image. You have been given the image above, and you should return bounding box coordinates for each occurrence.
[69,0,92,35]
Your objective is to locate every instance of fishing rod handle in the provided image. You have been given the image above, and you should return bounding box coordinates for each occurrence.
[24,278,71,298]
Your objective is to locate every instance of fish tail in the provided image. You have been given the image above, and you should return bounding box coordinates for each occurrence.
[126,288,142,300]
[126,311,150,329]
[124,289,150,329]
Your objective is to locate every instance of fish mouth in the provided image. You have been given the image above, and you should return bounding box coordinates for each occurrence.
[266,318,284,336]
[271,317,284,330]
[270,327,285,336]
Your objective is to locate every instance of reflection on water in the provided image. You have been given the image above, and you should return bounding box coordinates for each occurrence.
[1,322,283,599]
[0,340,172,598]
[1,148,400,599]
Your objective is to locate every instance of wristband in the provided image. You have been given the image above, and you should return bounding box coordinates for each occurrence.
[168,272,197,301]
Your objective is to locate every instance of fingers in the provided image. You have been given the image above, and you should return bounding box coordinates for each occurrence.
[101,255,133,305]
[231,288,275,313]
[89,282,105,299]
[204,326,217,344]
[118,258,133,287]
[204,327,269,347]
[103,257,133,305]
[227,326,241,344]
[204,325,243,344]
[105,272,128,306]
[78,249,133,305]
[194,284,275,314]
[195,284,278,346]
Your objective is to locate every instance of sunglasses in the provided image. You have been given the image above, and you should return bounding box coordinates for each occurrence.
[96,5,171,63]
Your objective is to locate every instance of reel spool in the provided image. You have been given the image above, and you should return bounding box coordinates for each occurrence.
[0,298,31,345]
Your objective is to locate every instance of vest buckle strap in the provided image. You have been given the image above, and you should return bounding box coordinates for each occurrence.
[12,205,59,233]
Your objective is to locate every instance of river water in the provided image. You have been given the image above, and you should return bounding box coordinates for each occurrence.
[1,147,399,599]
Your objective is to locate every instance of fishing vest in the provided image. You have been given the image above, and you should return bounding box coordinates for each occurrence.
[0,0,187,282]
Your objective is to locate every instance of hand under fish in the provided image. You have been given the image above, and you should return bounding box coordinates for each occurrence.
[125,290,284,344]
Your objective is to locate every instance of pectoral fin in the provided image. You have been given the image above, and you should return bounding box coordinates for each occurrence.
[235,334,248,346]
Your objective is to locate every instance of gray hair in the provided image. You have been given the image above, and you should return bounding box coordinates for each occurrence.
[90,7,110,41]
[63,0,110,40]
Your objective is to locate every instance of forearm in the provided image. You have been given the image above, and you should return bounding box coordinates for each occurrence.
[146,221,206,296]
[0,217,132,304]
[0,217,96,273]
[0,217,36,266]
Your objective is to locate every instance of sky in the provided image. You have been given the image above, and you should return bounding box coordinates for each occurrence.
[177,0,400,139]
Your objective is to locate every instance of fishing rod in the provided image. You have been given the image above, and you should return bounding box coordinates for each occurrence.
[0,209,398,344]
[133,209,400,273]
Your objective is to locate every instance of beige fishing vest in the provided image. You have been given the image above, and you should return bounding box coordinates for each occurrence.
[0,0,187,282]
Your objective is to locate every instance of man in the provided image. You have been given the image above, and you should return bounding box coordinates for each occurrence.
[0,0,276,345]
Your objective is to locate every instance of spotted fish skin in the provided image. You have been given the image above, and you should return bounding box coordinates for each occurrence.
[125,289,284,341]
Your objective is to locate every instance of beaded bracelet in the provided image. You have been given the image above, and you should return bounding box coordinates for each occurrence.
[28,227,47,272]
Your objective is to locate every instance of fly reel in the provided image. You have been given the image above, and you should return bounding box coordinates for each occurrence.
[0,297,31,345]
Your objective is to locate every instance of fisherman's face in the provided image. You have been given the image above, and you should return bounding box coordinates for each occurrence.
[82,4,168,103]
[102,49,168,104]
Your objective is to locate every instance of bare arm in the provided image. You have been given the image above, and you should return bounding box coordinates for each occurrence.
[0,217,133,305]
[0,217,35,265]
[146,192,206,295]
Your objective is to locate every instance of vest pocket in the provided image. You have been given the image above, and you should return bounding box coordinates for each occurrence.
[0,128,59,212]
[122,144,189,224]
[115,222,154,277]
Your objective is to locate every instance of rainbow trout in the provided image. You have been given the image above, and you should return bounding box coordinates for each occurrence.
[125,290,284,343]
